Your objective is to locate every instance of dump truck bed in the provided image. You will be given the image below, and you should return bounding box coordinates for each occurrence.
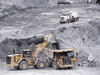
[44,48,75,59]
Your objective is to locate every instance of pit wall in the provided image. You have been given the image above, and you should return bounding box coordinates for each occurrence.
[0,0,97,9]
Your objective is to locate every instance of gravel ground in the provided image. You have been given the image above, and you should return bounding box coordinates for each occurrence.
[0,62,100,75]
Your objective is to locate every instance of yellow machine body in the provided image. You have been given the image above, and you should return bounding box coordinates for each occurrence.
[6,34,77,70]
[6,34,53,69]
[44,48,78,68]
[6,54,23,67]
[6,50,35,67]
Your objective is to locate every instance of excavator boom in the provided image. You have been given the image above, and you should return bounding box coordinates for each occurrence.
[32,34,54,59]
[32,42,48,58]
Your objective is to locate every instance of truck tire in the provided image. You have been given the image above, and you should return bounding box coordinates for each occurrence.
[34,65,37,68]
[68,67,73,69]
[52,61,59,70]
[60,22,63,24]
[37,61,46,69]
[14,66,19,69]
[19,61,28,70]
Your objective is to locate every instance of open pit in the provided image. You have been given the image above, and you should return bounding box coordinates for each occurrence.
[0,19,100,67]
[0,1,100,75]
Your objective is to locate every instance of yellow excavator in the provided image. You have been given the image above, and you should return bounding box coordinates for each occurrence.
[6,34,54,70]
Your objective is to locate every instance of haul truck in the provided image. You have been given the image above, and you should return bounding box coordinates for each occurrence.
[6,34,55,70]
[44,48,77,70]
[59,11,79,23]
[87,0,92,3]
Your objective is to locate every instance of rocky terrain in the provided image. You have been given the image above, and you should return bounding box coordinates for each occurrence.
[0,0,100,75]
[0,0,96,19]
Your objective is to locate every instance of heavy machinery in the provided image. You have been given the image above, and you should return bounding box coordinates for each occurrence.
[57,1,70,4]
[6,34,55,70]
[59,11,79,23]
[57,0,73,4]
[44,48,78,70]
[87,0,92,3]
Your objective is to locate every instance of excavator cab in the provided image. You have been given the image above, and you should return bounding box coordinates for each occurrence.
[23,49,32,58]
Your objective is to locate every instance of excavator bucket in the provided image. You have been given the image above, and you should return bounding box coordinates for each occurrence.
[44,34,56,43]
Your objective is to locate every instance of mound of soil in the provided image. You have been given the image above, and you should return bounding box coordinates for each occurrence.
[0,36,44,61]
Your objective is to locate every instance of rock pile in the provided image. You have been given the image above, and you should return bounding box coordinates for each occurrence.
[0,36,44,61]
[77,50,97,67]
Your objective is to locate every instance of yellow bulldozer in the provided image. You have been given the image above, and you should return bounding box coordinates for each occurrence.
[44,48,77,70]
[6,34,55,70]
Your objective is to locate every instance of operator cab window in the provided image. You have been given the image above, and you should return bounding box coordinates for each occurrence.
[62,14,68,16]
[23,51,32,58]
[67,51,74,58]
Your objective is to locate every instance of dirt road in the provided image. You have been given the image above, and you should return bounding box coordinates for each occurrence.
[0,66,100,75]
[0,60,100,75]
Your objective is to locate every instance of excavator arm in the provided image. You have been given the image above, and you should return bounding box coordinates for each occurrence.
[32,34,55,59]
[32,42,48,59]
